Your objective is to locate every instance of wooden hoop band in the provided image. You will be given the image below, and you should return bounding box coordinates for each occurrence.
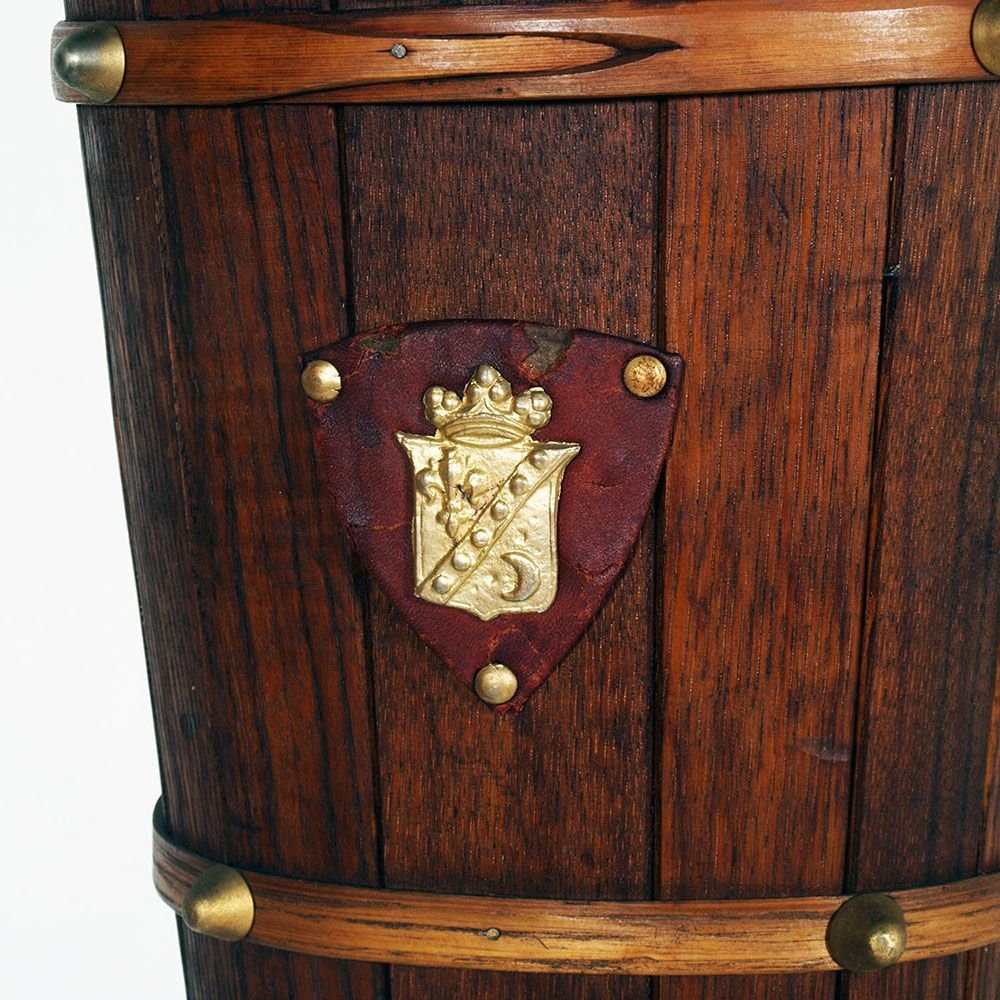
[52,0,998,107]
[153,804,1000,976]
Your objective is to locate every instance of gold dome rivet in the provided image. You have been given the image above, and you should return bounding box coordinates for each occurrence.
[181,865,255,942]
[301,360,342,403]
[474,663,518,706]
[623,355,668,398]
[52,22,126,105]
[973,0,1000,76]
[826,892,907,972]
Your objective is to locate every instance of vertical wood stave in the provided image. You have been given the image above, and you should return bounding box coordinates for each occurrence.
[68,1,386,996]
[143,0,324,14]
[150,101,385,998]
[342,98,659,999]
[77,99,246,989]
[657,88,894,1000]
[844,81,1000,1000]
[969,664,1000,997]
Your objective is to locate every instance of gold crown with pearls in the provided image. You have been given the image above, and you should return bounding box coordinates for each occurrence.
[424,365,552,445]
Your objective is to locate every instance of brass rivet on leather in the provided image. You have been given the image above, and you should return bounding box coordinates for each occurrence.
[623,355,668,398]
[474,663,518,705]
[182,865,255,942]
[973,0,1000,76]
[301,360,342,403]
[826,892,907,972]
[52,22,125,104]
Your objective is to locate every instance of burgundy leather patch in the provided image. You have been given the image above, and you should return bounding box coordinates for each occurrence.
[305,321,682,711]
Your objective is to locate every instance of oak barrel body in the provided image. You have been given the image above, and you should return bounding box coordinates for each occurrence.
[66,0,999,996]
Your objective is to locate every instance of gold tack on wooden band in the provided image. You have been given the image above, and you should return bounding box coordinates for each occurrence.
[51,21,124,105]
[182,865,255,942]
[152,802,1000,975]
[973,0,1000,75]
[826,892,907,972]
[52,0,996,108]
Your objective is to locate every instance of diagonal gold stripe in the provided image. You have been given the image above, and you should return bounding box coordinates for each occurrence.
[416,445,578,604]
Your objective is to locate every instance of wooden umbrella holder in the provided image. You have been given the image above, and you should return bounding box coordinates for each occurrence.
[55,1,999,996]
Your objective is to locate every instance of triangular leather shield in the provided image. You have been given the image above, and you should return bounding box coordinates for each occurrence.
[305,321,683,711]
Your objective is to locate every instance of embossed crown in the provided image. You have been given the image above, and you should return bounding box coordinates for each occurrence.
[424,365,552,445]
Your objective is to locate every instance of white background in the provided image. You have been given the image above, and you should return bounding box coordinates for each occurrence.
[1,5,187,997]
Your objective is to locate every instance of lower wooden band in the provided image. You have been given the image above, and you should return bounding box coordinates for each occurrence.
[153,803,1000,976]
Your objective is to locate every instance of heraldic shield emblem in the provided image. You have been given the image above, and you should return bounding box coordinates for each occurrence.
[397,365,579,621]
[305,321,683,711]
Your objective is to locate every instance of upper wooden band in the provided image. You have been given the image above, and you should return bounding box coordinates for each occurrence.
[53,0,997,107]
[153,804,1000,976]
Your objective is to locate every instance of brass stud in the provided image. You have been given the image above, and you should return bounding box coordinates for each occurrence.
[623,355,668,398]
[301,360,342,403]
[52,22,125,105]
[973,0,1000,76]
[826,892,907,972]
[474,663,518,706]
[182,865,255,942]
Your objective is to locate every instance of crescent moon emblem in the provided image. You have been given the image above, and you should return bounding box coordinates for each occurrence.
[500,552,541,603]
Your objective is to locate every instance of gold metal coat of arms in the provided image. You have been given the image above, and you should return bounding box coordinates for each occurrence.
[397,365,579,621]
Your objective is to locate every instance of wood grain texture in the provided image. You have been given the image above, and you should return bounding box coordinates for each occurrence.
[968,661,1000,997]
[144,0,323,16]
[843,81,1000,1000]
[342,87,659,996]
[67,1,387,997]
[153,814,1000,974]
[52,0,994,106]
[657,88,894,1000]
[74,96,247,992]
[150,101,386,999]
